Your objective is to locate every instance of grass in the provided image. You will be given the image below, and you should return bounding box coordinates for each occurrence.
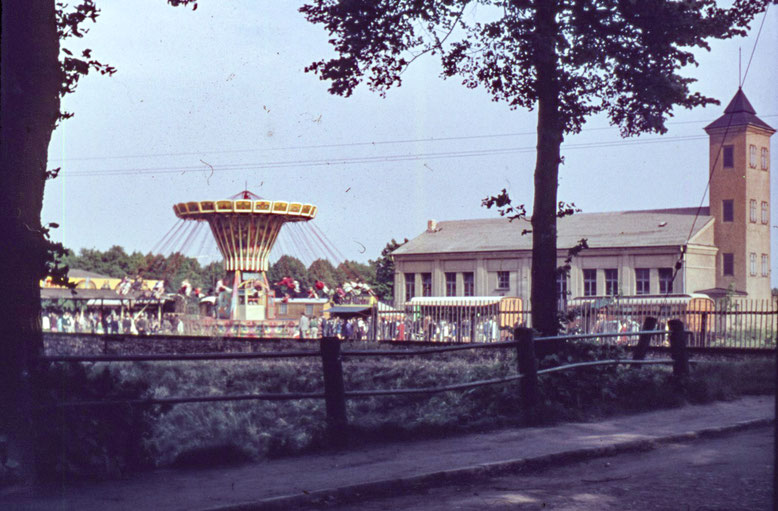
[35,339,775,480]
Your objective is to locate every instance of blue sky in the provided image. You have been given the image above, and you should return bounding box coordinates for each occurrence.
[44,1,777,285]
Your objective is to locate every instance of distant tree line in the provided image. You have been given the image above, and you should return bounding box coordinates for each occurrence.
[61,238,406,303]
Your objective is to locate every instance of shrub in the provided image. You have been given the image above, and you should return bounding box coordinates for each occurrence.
[35,362,154,480]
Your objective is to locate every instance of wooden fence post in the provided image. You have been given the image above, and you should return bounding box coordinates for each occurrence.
[320,336,348,447]
[668,319,689,378]
[515,327,539,424]
[632,316,658,361]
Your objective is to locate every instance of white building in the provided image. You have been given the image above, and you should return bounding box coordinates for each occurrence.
[392,89,773,306]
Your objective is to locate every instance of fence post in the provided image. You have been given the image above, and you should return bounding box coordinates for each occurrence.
[632,316,658,361]
[668,319,689,378]
[698,312,708,348]
[515,327,539,424]
[320,336,348,447]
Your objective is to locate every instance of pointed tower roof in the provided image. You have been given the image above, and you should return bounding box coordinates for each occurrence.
[705,88,775,133]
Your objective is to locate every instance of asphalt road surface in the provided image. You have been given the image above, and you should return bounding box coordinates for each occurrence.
[329,426,774,511]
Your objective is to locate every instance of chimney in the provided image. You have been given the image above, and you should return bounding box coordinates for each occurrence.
[427,219,438,232]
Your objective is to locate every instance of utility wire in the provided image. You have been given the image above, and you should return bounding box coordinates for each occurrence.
[741,4,769,87]
[48,114,777,164]
[61,134,712,178]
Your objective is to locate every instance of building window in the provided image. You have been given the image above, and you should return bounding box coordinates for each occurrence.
[305,304,314,315]
[635,268,650,295]
[497,271,510,290]
[723,145,734,168]
[750,199,757,223]
[658,268,674,294]
[279,303,288,315]
[761,147,769,170]
[445,272,456,297]
[604,269,618,296]
[723,253,734,276]
[583,269,597,296]
[762,255,769,277]
[421,273,432,297]
[762,202,769,224]
[749,253,757,276]
[404,273,415,301]
[556,272,568,307]
[749,144,757,168]
[463,272,474,296]
[722,199,734,222]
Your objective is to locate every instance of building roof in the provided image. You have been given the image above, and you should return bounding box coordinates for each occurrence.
[67,268,114,280]
[392,208,714,256]
[40,288,170,301]
[705,88,775,133]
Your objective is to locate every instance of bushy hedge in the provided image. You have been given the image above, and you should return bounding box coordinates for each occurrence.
[35,341,774,480]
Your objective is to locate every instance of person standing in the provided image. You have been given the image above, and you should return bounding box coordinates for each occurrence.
[344,319,354,342]
[299,313,310,339]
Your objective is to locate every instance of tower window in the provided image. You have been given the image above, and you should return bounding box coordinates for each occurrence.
[583,269,597,296]
[762,202,769,224]
[761,147,769,170]
[722,199,734,222]
[635,268,650,295]
[421,273,432,297]
[750,200,757,223]
[749,253,757,276]
[463,272,474,296]
[723,145,734,168]
[404,273,415,301]
[604,269,618,296]
[749,145,757,168]
[762,255,769,277]
[723,253,734,276]
[658,268,674,294]
[497,271,510,290]
[445,272,456,296]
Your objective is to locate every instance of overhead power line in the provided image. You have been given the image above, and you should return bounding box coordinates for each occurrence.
[62,134,711,178]
[49,113,777,164]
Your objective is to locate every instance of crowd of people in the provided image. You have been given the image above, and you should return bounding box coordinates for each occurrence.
[296,314,506,342]
[42,307,508,343]
[41,308,186,335]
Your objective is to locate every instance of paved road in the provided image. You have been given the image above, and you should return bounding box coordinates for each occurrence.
[331,426,774,511]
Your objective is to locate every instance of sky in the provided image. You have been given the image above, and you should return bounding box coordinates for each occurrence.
[44,1,778,286]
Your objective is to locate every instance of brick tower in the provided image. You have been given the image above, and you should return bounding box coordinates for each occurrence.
[705,89,774,299]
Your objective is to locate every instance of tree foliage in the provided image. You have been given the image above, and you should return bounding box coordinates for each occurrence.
[370,238,407,302]
[307,258,341,288]
[301,0,770,334]
[63,246,225,293]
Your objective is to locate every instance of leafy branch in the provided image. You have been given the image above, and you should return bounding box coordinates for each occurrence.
[481,189,528,225]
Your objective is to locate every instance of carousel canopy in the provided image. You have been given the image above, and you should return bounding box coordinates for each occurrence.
[173,198,317,273]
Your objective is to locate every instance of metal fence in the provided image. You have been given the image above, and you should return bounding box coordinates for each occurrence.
[373,297,777,349]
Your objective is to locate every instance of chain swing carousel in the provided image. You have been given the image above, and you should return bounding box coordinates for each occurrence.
[173,191,317,322]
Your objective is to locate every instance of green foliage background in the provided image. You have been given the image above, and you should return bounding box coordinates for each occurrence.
[62,239,403,302]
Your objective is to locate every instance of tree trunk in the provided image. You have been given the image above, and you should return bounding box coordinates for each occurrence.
[0,0,60,481]
[530,0,563,337]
